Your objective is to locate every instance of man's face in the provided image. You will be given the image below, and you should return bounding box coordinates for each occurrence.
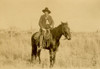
[45,12,49,16]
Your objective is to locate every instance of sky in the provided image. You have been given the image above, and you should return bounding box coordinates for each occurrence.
[0,0,100,32]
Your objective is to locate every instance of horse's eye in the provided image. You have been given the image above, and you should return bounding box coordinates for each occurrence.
[65,32,68,34]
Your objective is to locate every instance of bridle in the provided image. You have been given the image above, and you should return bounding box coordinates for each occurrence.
[61,24,70,40]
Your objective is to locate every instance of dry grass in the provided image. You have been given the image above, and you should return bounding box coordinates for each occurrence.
[0,31,100,69]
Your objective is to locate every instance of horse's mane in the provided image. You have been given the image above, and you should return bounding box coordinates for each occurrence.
[51,24,62,33]
[51,24,62,40]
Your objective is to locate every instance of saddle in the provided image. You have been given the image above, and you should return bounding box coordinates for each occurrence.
[42,29,52,47]
[43,29,52,40]
[34,29,52,48]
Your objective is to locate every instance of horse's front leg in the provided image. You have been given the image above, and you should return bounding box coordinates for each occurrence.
[49,49,56,67]
[49,49,53,67]
[52,51,56,65]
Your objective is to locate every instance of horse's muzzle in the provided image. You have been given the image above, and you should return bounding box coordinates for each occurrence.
[64,37,71,40]
[66,36,71,40]
[68,37,71,40]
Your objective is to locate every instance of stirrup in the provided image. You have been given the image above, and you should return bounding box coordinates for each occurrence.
[37,46,43,51]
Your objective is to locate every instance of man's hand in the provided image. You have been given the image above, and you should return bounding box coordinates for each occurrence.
[42,28,46,31]
[50,25,54,29]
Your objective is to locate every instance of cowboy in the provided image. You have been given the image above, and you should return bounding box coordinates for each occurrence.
[39,7,54,49]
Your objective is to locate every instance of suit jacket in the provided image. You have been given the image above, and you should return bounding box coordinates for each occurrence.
[39,14,54,29]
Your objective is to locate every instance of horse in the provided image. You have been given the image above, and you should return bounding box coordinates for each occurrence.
[31,22,71,67]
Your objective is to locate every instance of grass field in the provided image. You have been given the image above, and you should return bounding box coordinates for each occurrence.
[0,31,100,69]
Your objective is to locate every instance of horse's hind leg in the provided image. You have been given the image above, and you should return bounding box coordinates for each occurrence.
[31,50,33,62]
[37,50,41,64]
[31,46,37,63]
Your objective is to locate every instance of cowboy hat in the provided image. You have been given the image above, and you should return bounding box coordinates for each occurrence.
[42,7,51,14]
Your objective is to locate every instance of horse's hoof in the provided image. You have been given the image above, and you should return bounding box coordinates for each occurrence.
[30,60,33,63]
[39,61,41,64]
[50,65,53,68]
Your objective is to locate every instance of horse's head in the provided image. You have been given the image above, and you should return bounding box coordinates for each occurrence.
[61,22,71,40]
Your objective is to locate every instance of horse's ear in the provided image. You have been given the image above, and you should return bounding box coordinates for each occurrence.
[61,21,64,24]
[61,21,68,25]
[66,22,68,25]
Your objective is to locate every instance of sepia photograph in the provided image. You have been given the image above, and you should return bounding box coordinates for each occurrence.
[0,0,100,69]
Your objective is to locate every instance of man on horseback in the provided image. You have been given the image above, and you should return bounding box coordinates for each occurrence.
[39,7,54,49]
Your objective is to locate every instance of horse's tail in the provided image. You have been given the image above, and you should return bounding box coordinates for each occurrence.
[31,34,37,58]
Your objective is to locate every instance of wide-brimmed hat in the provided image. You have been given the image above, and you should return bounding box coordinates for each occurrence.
[42,7,51,14]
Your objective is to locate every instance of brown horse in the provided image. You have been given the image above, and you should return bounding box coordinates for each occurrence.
[31,22,71,67]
